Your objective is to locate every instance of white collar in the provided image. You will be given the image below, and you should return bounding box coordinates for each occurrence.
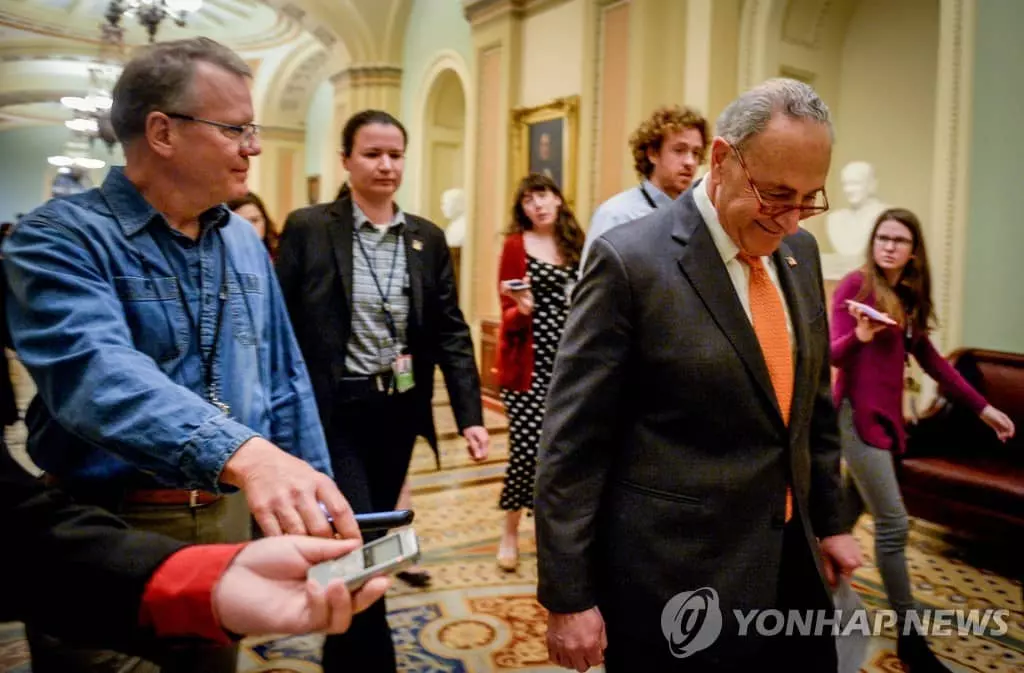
[693,177,742,266]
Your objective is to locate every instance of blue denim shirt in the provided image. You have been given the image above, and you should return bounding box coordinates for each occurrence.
[2,168,332,491]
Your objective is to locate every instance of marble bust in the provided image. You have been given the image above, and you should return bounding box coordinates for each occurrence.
[441,188,466,248]
[822,161,889,279]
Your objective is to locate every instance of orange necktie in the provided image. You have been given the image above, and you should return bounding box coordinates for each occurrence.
[738,252,794,522]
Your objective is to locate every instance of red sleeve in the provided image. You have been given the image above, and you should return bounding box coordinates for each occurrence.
[499,234,530,331]
[138,543,247,644]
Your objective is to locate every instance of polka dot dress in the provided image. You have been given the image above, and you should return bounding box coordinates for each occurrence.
[499,255,577,511]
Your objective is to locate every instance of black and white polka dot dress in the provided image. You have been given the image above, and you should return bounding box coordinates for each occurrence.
[499,255,576,511]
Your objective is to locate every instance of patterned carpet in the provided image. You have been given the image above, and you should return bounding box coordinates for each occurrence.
[2,389,1021,672]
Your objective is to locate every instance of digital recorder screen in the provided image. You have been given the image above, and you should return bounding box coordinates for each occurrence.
[364,535,403,567]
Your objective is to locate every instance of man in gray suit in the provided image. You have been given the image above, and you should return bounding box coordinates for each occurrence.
[535,78,862,672]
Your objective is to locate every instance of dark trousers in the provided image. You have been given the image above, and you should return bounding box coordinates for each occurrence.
[763,519,839,670]
[26,491,251,673]
[321,391,419,673]
[602,520,837,672]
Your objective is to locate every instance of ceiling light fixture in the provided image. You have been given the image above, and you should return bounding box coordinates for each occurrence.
[104,0,204,44]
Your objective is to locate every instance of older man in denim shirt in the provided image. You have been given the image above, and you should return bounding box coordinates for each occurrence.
[3,38,357,673]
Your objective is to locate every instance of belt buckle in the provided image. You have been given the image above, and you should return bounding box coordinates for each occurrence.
[188,489,200,508]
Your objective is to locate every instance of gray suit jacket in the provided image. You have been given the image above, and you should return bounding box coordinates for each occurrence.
[534,190,844,669]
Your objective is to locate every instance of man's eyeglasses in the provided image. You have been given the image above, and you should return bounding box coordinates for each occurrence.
[166,113,260,150]
[729,144,829,220]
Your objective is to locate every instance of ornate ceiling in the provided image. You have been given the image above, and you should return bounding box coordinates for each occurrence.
[0,0,412,131]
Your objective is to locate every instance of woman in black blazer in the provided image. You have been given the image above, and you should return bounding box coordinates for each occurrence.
[276,109,489,673]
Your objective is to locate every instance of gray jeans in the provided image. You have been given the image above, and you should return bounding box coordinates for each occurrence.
[26,492,251,673]
[838,399,917,621]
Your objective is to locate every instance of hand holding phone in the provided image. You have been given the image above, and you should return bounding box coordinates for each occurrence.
[502,279,531,292]
[307,529,422,591]
[845,300,897,325]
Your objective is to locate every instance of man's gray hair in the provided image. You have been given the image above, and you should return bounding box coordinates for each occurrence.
[715,78,833,148]
[110,37,251,146]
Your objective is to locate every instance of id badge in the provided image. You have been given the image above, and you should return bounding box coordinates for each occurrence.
[392,354,415,393]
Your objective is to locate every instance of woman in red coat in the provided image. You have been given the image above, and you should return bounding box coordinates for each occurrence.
[496,173,584,570]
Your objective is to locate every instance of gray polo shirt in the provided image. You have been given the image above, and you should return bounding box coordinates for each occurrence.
[344,203,410,376]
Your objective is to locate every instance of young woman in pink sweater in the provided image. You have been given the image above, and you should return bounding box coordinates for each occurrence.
[831,207,1015,672]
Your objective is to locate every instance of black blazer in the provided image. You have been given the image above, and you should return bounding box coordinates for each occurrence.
[1,443,185,648]
[534,190,843,669]
[275,197,483,453]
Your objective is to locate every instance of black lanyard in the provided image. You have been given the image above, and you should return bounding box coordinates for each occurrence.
[353,224,402,341]
[639,184,658,209]
[154,229,231,412]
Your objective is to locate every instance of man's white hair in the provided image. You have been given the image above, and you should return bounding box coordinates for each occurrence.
[716,78,834,148]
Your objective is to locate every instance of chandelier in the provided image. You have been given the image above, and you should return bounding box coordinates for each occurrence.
[47,23,124,171]
[104,0,204,44]
[48,138,108,171]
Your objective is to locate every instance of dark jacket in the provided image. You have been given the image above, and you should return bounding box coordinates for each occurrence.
[534,190,843,670]
[275,196,483,458]
[0,444,185,647]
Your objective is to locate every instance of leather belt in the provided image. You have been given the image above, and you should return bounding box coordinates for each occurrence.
[122,489,221,507]
[43,474,220,508]
[338,371,396,398]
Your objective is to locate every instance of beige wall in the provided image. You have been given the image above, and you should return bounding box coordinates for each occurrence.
[595,2,632,206]
[471,46,506,321]
[519,0,585,109]
[827,0,939,247]
[257,127,307,229]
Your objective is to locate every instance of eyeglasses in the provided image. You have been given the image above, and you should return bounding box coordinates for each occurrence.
[729,144,829,220]
[874,234,914,248]
[166,113,260,150]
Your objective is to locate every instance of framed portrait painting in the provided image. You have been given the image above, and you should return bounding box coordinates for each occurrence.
[510,96,579,204]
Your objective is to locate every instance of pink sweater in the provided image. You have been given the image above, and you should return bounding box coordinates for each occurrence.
[830,271,987,453]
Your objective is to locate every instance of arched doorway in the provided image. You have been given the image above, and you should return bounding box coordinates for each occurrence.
[421,68,467,229]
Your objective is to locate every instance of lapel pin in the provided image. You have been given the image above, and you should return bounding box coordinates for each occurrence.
[785,256,797,267]
[412,239,423,251]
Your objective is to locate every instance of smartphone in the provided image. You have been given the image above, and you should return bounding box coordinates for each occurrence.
[845,299,897,325]
[319,505,414,532]
[355,509,414,532]
[504,279,530,291]
[308,528,421,591]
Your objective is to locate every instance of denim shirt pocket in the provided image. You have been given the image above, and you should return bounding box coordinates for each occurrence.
[114,276,189,363]
[228,272,264,346]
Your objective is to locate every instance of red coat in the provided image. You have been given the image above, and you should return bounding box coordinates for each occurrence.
[497,233,532,391]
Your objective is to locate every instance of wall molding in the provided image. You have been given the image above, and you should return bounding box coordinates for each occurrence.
[463,0,569,27]
[329,64,403,88]
[929,0,975,351]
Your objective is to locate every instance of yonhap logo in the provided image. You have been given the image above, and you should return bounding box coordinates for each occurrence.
[661,587,724,658]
